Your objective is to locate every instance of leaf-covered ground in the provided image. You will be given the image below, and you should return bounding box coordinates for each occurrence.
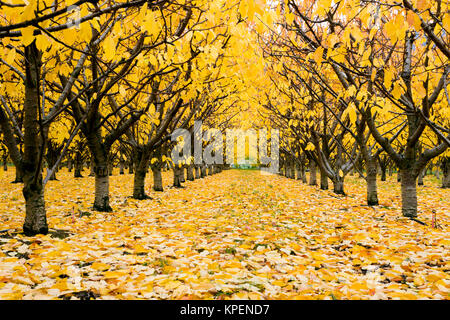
[0,168,448,300]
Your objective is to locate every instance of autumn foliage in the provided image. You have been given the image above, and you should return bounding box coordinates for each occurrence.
[0,0,449,300]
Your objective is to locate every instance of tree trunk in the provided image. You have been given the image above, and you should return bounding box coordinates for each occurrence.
[418,167,425,186]
[3,158,7,171]
[442,158,450,188]
[296,164,302,180]
[173,165,182,187]
[397,169,401,182]
[366,159,379,206]
[208,164,213,176]
[12,166,23,183]
[74,152,83,178]
[128,161,134,174]
[309,161,317,186]
[320,168,328,190]
[179,166,185,182]
[380,166,387,181]
[22,41,48,235]
[119,161,125,175]
[74,163,83,178]
[435,164,440,179]
[23,179,47,236]
[400,169,417,218]
[93,166,111,211]
[195,165,201,179]
[48,169,57,180]
[201,164,207,178]
[133,169,149,199]
[67,157,73,172]
[89,158,95,176]
[152,166,163,191]
[332,177,345,195]
[187,165,195,181]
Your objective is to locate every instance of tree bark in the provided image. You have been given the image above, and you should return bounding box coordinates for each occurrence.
[380,166,387,181]
[22,41,48,235]
[195,165,201,179]
[74,151,83,178]
[179,166,185,182]
[128,161,134,174]
[201,164,207,177]
[418,167,425,186]
[173,165,182,187]
[320,167,328,190]
[366,159,379,205]
[187,164,195,181]
[289,162,295,179]
[89,158,95,176]
[3,157,7,171]
[435,163,440,179]
[119,161,125,175]
[332,177,345,195]
[309,161,317,186]
[133,169,149,199]
[400,169,417,217]
[301,165,307,183]
[296,163,302,180]
[93,165,111,211]
[23,180,47,236]
[67,157,73,172]
[442,158,450,188]
[12,166,23,183]
[152,166,163,191]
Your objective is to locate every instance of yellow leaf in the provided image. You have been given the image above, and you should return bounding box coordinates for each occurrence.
[313,47,324,64]
[413,276,425,287]
[103,270,128,279]
[384,69,393,88]
[91,262,111,271]
[305,142,315,151]
[163,280,182,290]
[21,26,36,46]
[102,37,116,61]
[392,82,403,100]
[119,86,127,97]
[5,49,16,65]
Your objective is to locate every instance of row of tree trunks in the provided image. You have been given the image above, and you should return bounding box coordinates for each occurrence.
[172,163,222,188]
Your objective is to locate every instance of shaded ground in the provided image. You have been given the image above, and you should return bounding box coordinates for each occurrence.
[0,168,448,299]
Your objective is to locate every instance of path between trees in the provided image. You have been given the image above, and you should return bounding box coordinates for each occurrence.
[0,169,448,299]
